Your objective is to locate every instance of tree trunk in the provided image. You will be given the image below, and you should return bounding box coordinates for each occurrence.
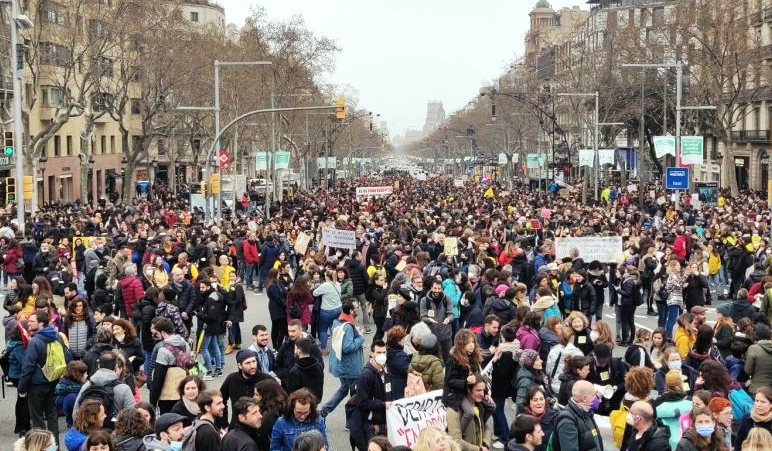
[721,141,739,195]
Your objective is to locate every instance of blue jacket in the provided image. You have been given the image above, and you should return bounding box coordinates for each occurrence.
[64,427,87,451]
[328,319,365,379]
[19,325,73,393]
[270,416,327,451]
[6,338,24,380]
[55,378,84,428]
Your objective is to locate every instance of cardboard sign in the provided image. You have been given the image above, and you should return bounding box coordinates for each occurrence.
[555,236,623,263]
[443,237,458,256]
[321,227,356,250]
[387,390,446,448]
[294,232,311,256]
[529,219,542,230]
[540,208,551,219]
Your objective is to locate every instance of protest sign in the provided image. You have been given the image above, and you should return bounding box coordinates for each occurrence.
[321,227,356,250]
[443,237,458,256]
[293,232,311,256]
[555,236,623,263]
[356,186,394,197]
[386,390,446,448]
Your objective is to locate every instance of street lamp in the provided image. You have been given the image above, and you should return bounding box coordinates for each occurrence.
[88,155,95,205]
[39,154,47,206]
[9,0,33,226]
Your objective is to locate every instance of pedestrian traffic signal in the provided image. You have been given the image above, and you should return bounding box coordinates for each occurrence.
[209,173,220,194]
[4,131,13,155]
[6,176,16,203]
[335,98,346,121]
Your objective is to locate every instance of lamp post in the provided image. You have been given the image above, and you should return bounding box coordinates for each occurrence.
[88,155,95,206]
[39,154,47,206]
[120,155,127,202]
[150,157,158,199]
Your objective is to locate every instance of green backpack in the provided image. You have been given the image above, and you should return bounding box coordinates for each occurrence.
[41,340,67,382]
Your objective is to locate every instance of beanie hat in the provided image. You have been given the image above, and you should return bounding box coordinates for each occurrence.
[708,397,731,414]
[236,349,257,364]
[519,349,540,368]
[665,370,683,388]
[420,333,438,351]
[495,284,509,296]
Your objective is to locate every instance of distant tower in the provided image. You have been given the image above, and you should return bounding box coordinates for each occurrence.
[423,101,446,134]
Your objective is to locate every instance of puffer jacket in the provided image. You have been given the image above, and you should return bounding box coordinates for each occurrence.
[482,296,516,324]
[120,275,145,317]
[409,353,444,391]
[746,339,772,393]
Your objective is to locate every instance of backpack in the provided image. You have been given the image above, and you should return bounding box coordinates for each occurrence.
[80,378,121,420]
[404,370,426,398]
[287,297,302,319]
[41,340,67,382]
[729,387,754,420]
[181,419,215,451]
[632,285,644,307]
[609,404,629,448]
[164,343,195,370]
[546,412,577,451]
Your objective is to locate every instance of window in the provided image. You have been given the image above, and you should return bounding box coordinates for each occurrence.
[39,42,70,67]
[101,135,107,154]
[92,92,113,112]
[41,86,67,107]
[54,135,61,157]
[46,3,66,26]
[190,11,199,22]
[158,139,166,155]
[96,58,113,78]
[66,135,72,156]
[653,7,665,26]
[132,135,142,152]
[110,136,115,154]
[88,19,109,42]
[130,99,141,115]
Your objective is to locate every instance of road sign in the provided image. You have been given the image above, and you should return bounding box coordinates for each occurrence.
[218,150,230,170]
[665,167,689,190]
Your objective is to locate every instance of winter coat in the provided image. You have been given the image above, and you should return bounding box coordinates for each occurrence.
[386,343,410,399]
[347,259,369,296]
[654,391,693,449]
[538,327,559,363]
[219,422,260,451]
[355,362,392,426]
[120,275,145,317]
[516,325,541,352]
[574,281,598,319]
[64,427,88,451]
[198,290,230,336]
[420,292,454,341]
[62,314,97,358]
[328,318,365,379]
[547,343,584,394]
[275,333,324,383]
[286,355,324,401]
[683,273,710,310]
[446,401,493,451]
[630,419,672,451]
[654,364,698,395]
[736,415,772,447]
[155,302,188,339]
[728,298,756,324]
[4,247,22,274]
[491,349,518,400]
[674,326,696,359]
[551,400,603,451]
[243,240,259,265]
[443,357,479,409]
[617,274,641,306]
[745,339,772,393]
[137,298,157,352]
[530,295,561,323]
[270,415,328,451]
[409,353,445,391]
[482,296,516,324]
[83,343,116,376]
[557,372,580,406]
[170,279,197,317]
[624,343,655,368]
[55,377,83,428]
[116,337,145,373]
[73,368,136,418]
[367,284,388,319]
[19,325,73,392]
[267,281,288,321]
[685,346,724,370]
[515,367,547,410]
[225,283,246,322]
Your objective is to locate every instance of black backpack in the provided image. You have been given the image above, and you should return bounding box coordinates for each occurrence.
[80,378,122,423]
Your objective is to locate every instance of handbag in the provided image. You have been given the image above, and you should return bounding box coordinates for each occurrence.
[405,370,426,398]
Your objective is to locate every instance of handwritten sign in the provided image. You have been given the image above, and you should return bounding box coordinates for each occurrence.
[387,390,446,448]
[540,208,551,219]
[555,236,623,263]
[356,186,393,197]
[321,227,356,250]
[293,232,311,256]
[443,237,458,256]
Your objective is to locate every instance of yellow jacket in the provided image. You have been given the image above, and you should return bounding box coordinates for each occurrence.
[674,325,695,359]
[708,253,721,275]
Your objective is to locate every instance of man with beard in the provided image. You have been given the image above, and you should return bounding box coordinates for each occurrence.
[420,279,454,362]
[193,390,226,450]
[247,324,278,379]
[220,350,272,427]
[275,319,324,391]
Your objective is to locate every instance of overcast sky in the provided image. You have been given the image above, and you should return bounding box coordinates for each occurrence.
[218,0,589,140]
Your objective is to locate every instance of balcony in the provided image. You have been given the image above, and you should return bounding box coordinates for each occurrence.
[730,130,770,143]
[766,6,772,22]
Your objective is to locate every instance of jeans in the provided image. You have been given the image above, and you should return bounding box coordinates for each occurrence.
[202,334,225,371]
[656,302,667,329]
[258,266,271,290]
[319,307,341,350]
[229,323,242,346]
[665,304,681,339]
[244,263,256,287]
[620,304,636,343]
[492,397,509,440]
[323,377,357,414]
[144,350,153,376]
[28,383,59,445]
[614,305,623,340]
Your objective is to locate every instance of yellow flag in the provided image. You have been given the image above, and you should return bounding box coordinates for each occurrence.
[484,187,494,198]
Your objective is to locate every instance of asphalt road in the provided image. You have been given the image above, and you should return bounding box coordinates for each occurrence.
[0,288,665,450]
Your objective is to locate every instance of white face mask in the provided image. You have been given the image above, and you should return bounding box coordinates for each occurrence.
[590,331,600,342]
[114,333,125,342]
[374,354,387,366]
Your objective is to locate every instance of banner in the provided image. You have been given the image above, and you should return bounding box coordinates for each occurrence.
[680,136,704,165]
[356,186,393,197]
[255,152,268,171]
[578,149,594,167]
[598,149,615,166]
[526,153,540,169]
[453,179,464,187]
[386,390,446,448]
[316,157,337,169]
[321,227,356,250]
[555,236,624,263]
[498,153,508,165]
[653,136,676,159]
[274,151,290,170]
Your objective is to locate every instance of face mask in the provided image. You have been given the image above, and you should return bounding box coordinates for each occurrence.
[114,334,125,342]
[169,442,183,451]
[374,354,387,366]
[590,331,600,342]
[669,361,682,371]
[45,445,57,451]
[695,425,715,438]
[590,396,601,412]
[626,412,637,426]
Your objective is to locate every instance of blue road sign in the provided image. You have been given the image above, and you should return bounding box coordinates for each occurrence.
[665,167,689,190]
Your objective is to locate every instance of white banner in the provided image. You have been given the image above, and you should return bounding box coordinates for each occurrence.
[578,149,594,168]
[598,149,615,166]
[255,152,268,171]
[321,227,356,250]
[274,151,291,170]
[454,178,464,187]
[555,236,624,263]
[316,157,337,169]
[498,153,508,165]
[653,136,676,159]
[681,136,704,165]
[356,186,393,197]
[386,390,446,448]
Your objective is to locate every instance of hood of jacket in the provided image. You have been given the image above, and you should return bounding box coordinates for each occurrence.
[163,334,188,349]
[120,275,139,289]
[142,434,171,451]
[295,355,321,371]
[410,354,440,373]
[64,428,88,451]
[35,325,60,343]
[55,378,84,396]
[755,339,772,354]
[89,367,120,385]
[531,295,556,310]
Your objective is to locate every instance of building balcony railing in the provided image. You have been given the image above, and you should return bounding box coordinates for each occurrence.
[730,130,770,143]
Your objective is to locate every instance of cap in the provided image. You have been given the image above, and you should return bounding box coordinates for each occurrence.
[154,413,187,436]
[495,284,509,296]
[236,349,257,364]
[717,303,732,317]
[690,305,707,314]
[593,343,612,364]
[665,370,683,388]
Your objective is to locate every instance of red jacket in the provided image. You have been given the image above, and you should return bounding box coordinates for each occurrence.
[120,275,145,317]
[4,247,23,274]
[244,240,259,265]
[672,235,687,260]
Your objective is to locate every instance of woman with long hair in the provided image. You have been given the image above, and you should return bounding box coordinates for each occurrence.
[591,319,616,352]
[649,327,668,368]
[386,326,411,399]
[741,427,772,451]
[170,375,205,423]
[254,379,289,451]
[111,408,151,451]
[286,274,314,331]
[112,319,144,374]
[13,429,55,451]
[64,399,107,451]
[664,260,686,341]
[686,324,724,370]
[335,266,353,300]
[624,328,655,369]
[32,276,54,303]
[676,406,729,451]
[15,282,35,319]
[266,268,289,349]
[736,386,772,445]
[367,273,389,341]
[62,296,97,359]
[713,303,735,358]
[312,269,342,355]
[546,327,585,395]
[55,361,89,428]
[442,329,483,424]
[414,426,461,451]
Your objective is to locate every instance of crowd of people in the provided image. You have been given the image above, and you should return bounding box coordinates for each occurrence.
[6,172,772,451]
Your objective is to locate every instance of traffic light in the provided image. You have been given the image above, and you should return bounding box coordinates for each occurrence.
[0,178,5,207]
[209,173,220,194]
[6,176,16,204]
[4,131,13,156]
[335,98,345,121]
[200,181,206,195]
[23,175,33,201]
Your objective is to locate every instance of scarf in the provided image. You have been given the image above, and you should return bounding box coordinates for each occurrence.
[182,397,201,416]
[751,407,772,423]
[339,312,356,325]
